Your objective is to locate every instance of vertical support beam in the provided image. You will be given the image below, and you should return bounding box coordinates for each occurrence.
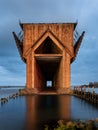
[54,56,63,92]
[26,51,38,93]
[64,52,70,89]
[57,52,71,94]
[26,53,32,88]
[32,51,34,88]
[62,51,65,88]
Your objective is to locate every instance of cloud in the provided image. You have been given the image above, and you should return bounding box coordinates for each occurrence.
[0,66,10,75]
[0,0,98,86]
[0,63,26,86]
[71,36,98,85]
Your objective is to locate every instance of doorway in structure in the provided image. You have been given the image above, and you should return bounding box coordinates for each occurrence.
[35,56,62,91]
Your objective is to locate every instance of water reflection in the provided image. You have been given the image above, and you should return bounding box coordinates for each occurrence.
[71,96,98,121]
[25,95,71,130]
[58,95,70,120]
[0,95,98,130]
[0,96,26,130]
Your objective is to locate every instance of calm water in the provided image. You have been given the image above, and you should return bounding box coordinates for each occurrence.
[0,87,24,98]
[0,94,98,130]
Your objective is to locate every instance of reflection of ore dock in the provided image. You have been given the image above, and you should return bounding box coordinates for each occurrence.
[13,22,85,94]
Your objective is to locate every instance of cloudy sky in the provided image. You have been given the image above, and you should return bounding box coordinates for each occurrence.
[0,0,98,86]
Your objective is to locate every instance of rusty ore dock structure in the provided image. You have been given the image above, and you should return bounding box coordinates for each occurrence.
[13,22,85,94]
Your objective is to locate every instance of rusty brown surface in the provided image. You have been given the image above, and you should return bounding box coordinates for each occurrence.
[13,23,85,94]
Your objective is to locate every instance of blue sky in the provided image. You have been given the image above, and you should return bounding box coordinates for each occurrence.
[0,0,98,86]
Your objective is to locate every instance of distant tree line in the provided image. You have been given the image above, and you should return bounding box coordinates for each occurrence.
[75,82,98,88]
[72,82,98,88]
[88,82,98,88]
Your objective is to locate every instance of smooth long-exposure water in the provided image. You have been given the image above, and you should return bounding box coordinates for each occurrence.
[0,92,98,130]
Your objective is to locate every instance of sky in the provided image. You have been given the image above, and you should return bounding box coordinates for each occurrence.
[0,0,98,86]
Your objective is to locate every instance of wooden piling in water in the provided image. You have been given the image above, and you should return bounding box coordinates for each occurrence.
[0,92,20,105]
[73,86,98,105]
